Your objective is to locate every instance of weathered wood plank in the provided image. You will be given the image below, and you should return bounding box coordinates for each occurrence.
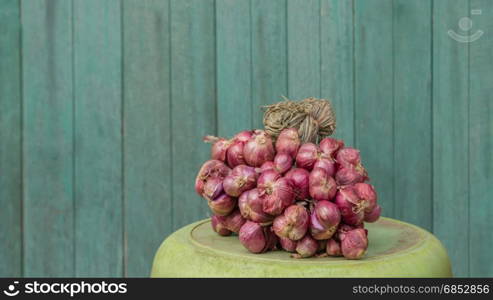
[432,0,469,277]
[469,0,493,277]
[22,0,74,276]
[170,0,216,228]
[73,0,123,276]
[0,0,22,277]
[353,0,394,218]
[123,0,173,277]
[216,0,252,135]
[393,0,433,231]
[251,0,288,128]
[287,0,320,99]
[320,0,354,143]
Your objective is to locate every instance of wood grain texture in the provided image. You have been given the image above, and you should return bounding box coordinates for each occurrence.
[251,0,288,128]
[73,0,123,277]
[216,0,252,135]
[393,0,433,231]
[320,0,354,144]
[287,0,320,99]
[170,0,216,228]
[353,0,394,219]
[0,0,22,277]
[21,0,74,276]
[123,0,173,277]
[432,0,469,277]
[469,0,493,277]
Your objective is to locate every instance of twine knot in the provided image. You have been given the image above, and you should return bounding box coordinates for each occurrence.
[262,97,336,143]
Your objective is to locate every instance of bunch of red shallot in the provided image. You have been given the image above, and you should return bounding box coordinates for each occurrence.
[196,128,380,260]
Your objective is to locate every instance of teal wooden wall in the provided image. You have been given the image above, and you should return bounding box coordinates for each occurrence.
[0,0,491,277]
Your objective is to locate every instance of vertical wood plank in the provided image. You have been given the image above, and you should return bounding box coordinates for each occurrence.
[393,0,433,231]
[469,0,493,277]
[171,0,216,228]
[216,0,252,135]
[22,0,74,276]
[73,0,123,276]
[123,0,172,277]
[433,0,469,276]
[251,0,287,128]
[0,0,22,277]
[287,0,320,99]
[354,0,394,217]
[320,0,354,143]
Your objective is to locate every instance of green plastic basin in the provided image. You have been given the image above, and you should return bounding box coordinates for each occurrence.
[151,217,452,277]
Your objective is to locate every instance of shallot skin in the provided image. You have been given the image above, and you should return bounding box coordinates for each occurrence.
[295,143,319,170]
[207,193,236,216]
[309,200,341,240]
[308,167,337,201]
[195,160,231,196]
[239,221,278,254]
[284,168,310,200]
[341,228,368,260]
[243,130,275,167]
[238,188,274,224]
[364,205,381,223]
[279,236,297,252]
[222,165,258,197]
[217,209,246,233]
[275,128,301,158]
[211,215,232,236]
[326,239,342,256]
[227,141,246,168]
[293,235,318,258]
[334,187,365,226]
[319,137,344,158]
[273,205,309,241]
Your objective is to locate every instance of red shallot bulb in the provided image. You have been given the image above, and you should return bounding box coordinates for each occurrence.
[313,157,336,177]
[211,215,232,236]
[309,200,341,240]
[364,205,381,223]
[234,130,254,143]
[335,165,367,186]
[203,136,233,162]
[243,130,275,167]
[319,137,344,158]
[334,187,365,226]
[292,235,318,258]
[273,153,293,174]
[275,128,301,158]
[273,205,309,241]
[309,168,337,201]
[226,141,246,168]
[279,237,297,252]
[202,177,223,200]
[195,160,231,196]
[258,161,277,174]
[295,143,319,170]
[341,228,368,260]
[336,223,364,241]
[284,168,310,200]
[326,239,342,256]
[223,165,258,197]
[238,188,274,224]
[353,183,377,213]
[217,209,246,233]
[208,193,236,216]
[336,147,362,166]
[260,175,295,216]
[239,221,278,254]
